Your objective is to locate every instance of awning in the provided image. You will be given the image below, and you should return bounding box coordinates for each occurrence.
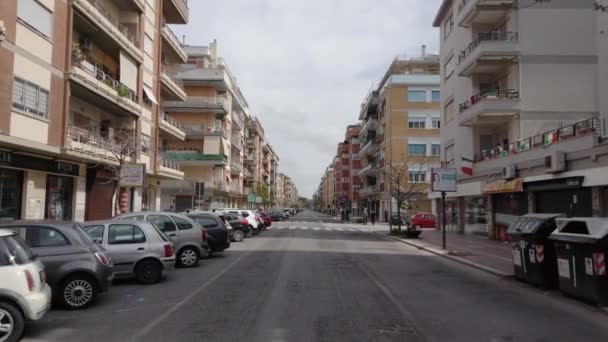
[143,86,159,105]
[483,179,523,194]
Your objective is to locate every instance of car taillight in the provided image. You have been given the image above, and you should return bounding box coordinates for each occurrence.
[95,252,111,267]
[201,228,208,241]
[25,270,35,292]
[164,244,174,257]
[241,219,248,225]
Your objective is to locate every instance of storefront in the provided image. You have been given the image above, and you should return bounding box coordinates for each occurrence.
[0,168,24,220]
[526,176,592,217]
[85,167,115,221]
[486,178,526,241]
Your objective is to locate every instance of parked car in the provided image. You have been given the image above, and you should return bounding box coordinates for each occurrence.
[82,221,175,284]
[185,212,231,254]
[115,212,210,268]
[410,213,437,229]
[257,212,272,227]
[0,229,52,342]
[218,213,250,241]
[267,211,283,221]
[390,213,410,226]
[219,209,260,232]
[0,221,113,310]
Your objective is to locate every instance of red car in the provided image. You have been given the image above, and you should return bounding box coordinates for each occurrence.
[410,213,437,229]
[258,212,272,227]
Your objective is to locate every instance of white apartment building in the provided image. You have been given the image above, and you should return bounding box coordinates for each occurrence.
[433,0,608,239]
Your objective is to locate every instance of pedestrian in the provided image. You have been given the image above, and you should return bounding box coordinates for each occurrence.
[371,212,376,225]
[384,209,388,223]
[363,208,369,224]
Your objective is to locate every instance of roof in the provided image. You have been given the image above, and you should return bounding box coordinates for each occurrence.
[0,220,74,227]
[433,0,454,27]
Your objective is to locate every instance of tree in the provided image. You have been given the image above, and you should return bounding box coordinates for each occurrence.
[384,156,432,234]
[255,183,270,208]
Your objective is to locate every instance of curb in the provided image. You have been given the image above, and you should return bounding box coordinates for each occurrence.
[378,231,513,278]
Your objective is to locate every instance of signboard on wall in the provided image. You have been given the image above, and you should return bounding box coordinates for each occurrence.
[0,151,79,176]
[120,163,146,187]
[247,194,256,203]
[431,168,457,192]
[483,179,523,194]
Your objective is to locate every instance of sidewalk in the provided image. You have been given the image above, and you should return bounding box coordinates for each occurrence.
[377,228,514,277]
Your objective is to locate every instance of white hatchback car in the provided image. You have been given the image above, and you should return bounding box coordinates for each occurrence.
[218,209,260,230]
[0,229,51,342]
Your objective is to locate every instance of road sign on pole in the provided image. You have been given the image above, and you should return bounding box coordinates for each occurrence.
[431,168,457,250]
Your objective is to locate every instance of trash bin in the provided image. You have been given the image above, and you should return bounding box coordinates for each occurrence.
[507,214,563,289]
[549,218,608,306]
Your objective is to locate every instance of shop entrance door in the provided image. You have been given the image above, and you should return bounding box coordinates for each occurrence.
[535,189,592,217]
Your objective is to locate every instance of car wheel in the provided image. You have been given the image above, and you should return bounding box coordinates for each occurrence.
[233,229,245,242]
[60,274,97,310]
[135,259,163,284]
[177,247,200,268]
[0,302,24,342]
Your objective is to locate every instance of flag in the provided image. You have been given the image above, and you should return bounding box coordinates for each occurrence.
[461,155,474,176]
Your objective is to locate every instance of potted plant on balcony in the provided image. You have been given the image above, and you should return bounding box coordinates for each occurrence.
[71,42,85,65]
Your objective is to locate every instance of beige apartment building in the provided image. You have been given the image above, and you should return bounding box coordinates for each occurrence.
[0,0,188,221]
[433,0,608,239]
[277,173,298,207]
[317,164,336,214]
[358,54,441,221]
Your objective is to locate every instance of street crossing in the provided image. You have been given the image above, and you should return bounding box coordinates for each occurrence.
[269,223,370,233]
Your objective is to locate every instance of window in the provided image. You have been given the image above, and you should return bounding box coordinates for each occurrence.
[431,144,441,156]
[18,0,52,38]
[140,134,150,154]
[0,235,35,266]
[240,211,250,217]
[12,77,50,119]
[444,100,454,124]
[408,90,426,103]
[408,144,427,156]
[170,216,193,230]
[24,227,69,247]
[408,117,426,129]
[431,91,441,103]
[0,169,23,220]
[144,35,154,56]
[83,225,105,242]
[45,175,73,221]
[444,56,455,80]
[108,224,146,245]
[432,118,441,129]
[342,177,349,182]
[193,216,219,229]
[443,15,454,40]
[147,215,177,232]
[352,154,360,160]
[409,171,427,183]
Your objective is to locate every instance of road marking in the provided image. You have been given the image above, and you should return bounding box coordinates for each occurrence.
[335,228,343,231]
[289,227,297,230]
[127,251,250,342]
[313,227,320,231]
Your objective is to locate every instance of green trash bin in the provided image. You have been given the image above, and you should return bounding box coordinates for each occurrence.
[549,218,608,306]
[507,214,562,289]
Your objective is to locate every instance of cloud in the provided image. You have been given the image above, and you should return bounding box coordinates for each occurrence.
[172,0,442,197]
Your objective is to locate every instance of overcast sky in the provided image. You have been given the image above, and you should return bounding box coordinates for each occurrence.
[172,0,441,198]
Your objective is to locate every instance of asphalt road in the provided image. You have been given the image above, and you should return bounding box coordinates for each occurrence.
[22,211,608,342]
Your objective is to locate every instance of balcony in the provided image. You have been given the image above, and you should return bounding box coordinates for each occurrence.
[457,31,520,77]
[156,155,184,180]
[246,154,256,162]
[359,185,380,196]
[457,0,514,27]
[72,0,143,62]
[69,56,141,116]
[163,150,228,166]
[163,96,229,115]
[230,181,243,195]
[458,89,520,126]
[359,116,378,136]
[474,118,601,174]
[160,65,187,101]
[243,168,253,179]
[246,137,256,146]
[359,137,381,156]
[161,25,188,63]
[211,181,229,193]
[181,125,228,139]
[63,125,134,165]
[231,136,243,151]
[230,162,242,174]
[163,0,189,24]
[358,163,381,177]
[159,112,186,141]
[232,113,244,130]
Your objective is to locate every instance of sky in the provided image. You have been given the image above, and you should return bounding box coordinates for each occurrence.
[172,0,442,198]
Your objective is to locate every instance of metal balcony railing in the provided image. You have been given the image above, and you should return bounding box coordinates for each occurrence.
[161,64,186,91]
[84,0,138,46]
[459,89,519,113]
[67,125,135,155]
[160,112,184,130]
[72,54,138,103]
[458,31,519,64]
[157,154,181,172]
[476,118,601,161]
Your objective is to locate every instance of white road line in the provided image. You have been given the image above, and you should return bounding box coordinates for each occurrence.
[335,228,343,231]
[289,227,297,230]
[313,227,320,231]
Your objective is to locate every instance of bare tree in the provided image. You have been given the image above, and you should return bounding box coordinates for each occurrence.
[384,156,432,234]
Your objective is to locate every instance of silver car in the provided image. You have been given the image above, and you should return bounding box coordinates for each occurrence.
[114,212,210,268]
[82,221,175,284]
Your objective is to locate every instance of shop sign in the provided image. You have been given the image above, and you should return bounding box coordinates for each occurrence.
[119,163,146,187]
[0,151,79,176]
[524,176,584,192]
[247,194,257,203]
[431,168,457,192]
[483,179,524,194]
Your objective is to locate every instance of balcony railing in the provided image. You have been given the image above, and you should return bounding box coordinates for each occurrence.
[163,150,228,162]
[459,89,519,113]
[82,0,139,46]
[157,154,181,172]
[230,162,242,173]
[72,54,139,103]
[476,118,600,162]
[231,136,243,150]
[160,112,184,130]
[66,125,135,157]
[161,64,186,91]
[181,124,227,136]
[458,31,519,65]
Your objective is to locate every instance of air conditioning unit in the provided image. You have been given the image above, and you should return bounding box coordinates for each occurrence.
[545,150,567,174]
[502,164,517,180]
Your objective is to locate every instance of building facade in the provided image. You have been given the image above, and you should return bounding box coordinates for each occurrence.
[433,0,608,239]
[0,0,189,221]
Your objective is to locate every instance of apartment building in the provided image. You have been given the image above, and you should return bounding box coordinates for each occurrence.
[345,125,362,214]
[277,173,298,207]
[160,42,256,211]
[358,54,441,222]
[0,0,189,221]
[433,0,608,239]
[317,164,336,214]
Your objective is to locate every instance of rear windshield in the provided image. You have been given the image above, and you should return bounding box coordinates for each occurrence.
[0,235,36,265]
[151,225,170,242]
[74,224,96,245]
